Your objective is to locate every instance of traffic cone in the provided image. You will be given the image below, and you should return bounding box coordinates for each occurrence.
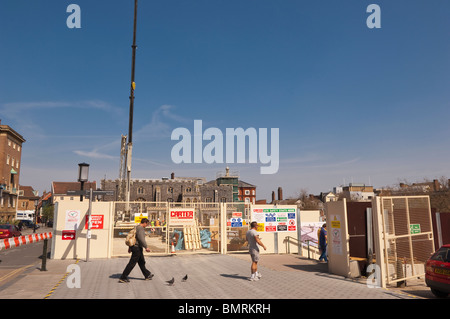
[171,242,175,254]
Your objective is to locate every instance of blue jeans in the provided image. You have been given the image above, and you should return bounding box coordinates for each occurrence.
[319,245,327,262]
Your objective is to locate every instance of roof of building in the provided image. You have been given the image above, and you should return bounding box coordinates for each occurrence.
[0,124,26,143]
[18,185,39,198]
[52,181,97,195]
[238,180,256,188]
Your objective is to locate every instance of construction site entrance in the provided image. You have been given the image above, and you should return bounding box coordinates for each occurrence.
[112,201,251,256]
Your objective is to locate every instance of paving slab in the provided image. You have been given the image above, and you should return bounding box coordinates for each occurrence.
[41,254,417,300]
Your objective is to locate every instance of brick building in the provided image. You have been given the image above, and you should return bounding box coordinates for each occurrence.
[237,181,256,205]
[0,121,26,221]
[101,168,256,205]
[101,174,233,204]
[17,185,40,211]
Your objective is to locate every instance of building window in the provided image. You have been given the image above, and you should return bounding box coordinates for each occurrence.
[60,197,64,201]
[6,155,10,165]
[137,187,144,194]
[168,187,173,194]
[245,190,250,195]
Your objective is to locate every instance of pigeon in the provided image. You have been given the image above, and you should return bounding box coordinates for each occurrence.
[166,277,175,286]
[182,274,188,282]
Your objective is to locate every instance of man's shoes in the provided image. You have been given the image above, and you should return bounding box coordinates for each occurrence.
[145,273,154,280]
[256,272,262,279]
[249,276,260,281]
[118,278,130,283]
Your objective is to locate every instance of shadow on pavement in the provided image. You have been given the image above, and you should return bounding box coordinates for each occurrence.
[282,258,329,273]
[219,273,249,281]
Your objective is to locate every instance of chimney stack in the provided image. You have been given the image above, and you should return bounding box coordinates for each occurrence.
[171,172,175,180]
[272,191,275,203]
[278,187,283,201]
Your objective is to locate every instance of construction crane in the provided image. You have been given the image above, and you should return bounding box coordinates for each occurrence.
[118,134,127,201]
[119,0,138,217]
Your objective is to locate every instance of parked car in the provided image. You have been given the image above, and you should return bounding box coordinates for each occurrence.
[0,224,22,239]
[425,244,450,298]
[21,220,40,229]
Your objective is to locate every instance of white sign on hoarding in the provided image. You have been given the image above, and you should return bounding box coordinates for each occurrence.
[65,210,81,231]
[330,215,342,255]
[251,206,297,233]
[169,208,195,226]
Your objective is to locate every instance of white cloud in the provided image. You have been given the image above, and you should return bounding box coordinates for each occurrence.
[135,104,190,140]
[73,150,118,160]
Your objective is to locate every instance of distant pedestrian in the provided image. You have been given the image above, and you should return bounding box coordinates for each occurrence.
[246,222,266,281]
[318,223,327,262]
[119,218,154,283]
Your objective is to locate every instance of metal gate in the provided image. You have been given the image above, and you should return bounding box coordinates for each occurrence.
[375,196,434,286]
[111,201,250,256]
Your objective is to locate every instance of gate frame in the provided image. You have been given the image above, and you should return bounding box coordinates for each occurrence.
[372,195,434,288]
[110,201,251,256]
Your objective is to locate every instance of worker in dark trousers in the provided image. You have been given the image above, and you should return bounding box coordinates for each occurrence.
[119,218,154,282]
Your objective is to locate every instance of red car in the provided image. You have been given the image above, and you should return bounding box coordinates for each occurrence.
[0,224,22,239]
[426,244,450,298]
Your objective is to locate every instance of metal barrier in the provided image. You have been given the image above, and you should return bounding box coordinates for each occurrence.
[0,232,53,251]
[284,236,320,259]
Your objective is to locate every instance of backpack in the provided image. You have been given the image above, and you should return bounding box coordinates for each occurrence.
[125,227,137,247]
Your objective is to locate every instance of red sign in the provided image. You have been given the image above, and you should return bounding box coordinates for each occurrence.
[85,215,104,229]
[232,212,242,218]
[62,230,76,240]
[288,226,297,231]
[265,226,277,232]
[169,209,195,226]
[170,210,194,219]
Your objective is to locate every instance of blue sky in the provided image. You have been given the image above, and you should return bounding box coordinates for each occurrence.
[1,0,450,201]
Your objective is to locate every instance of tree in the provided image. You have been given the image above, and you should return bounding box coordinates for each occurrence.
[42,205,54,223]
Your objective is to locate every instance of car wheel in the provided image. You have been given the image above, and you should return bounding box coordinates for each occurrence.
[431,288,449,298]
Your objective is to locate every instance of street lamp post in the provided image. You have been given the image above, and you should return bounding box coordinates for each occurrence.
[78,163,89,202]
[77,162,91,261]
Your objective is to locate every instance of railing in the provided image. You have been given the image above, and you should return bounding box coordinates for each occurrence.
[284,236,320,259]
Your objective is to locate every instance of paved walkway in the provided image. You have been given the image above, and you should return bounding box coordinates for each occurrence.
[2,252,430,300]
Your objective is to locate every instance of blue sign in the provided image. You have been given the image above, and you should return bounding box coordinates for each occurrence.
[231,218,243,227]
[288,213,296,219]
